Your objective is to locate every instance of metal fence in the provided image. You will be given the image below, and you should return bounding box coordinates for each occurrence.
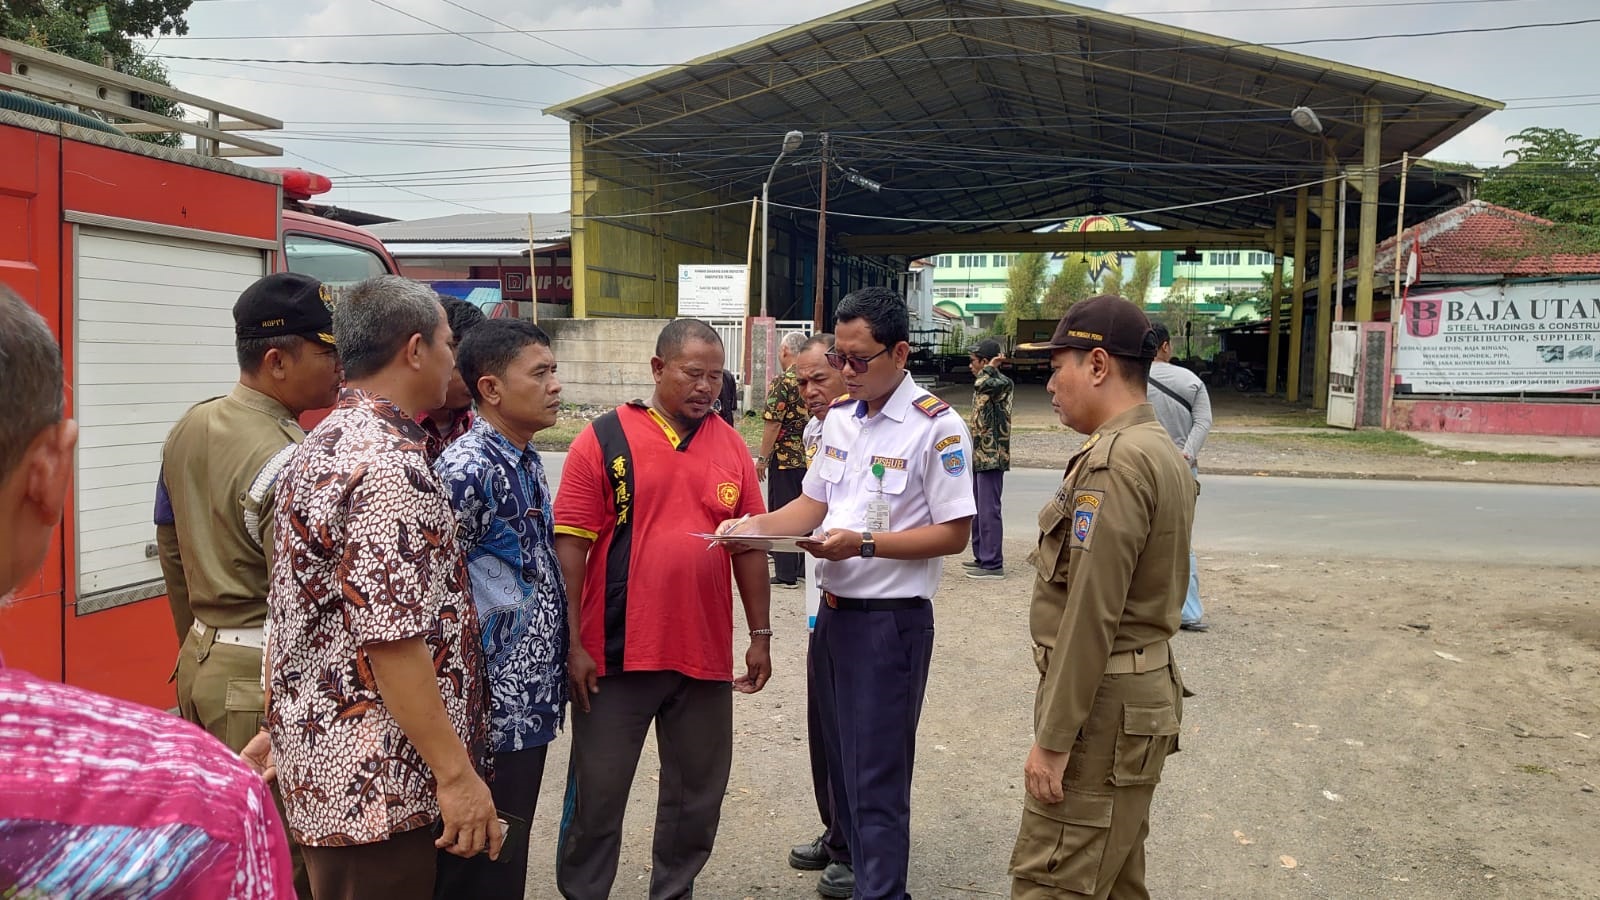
[704,318,815,382]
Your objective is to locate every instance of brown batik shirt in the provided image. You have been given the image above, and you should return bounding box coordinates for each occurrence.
[762,368,810,470]
[266,388,486,847]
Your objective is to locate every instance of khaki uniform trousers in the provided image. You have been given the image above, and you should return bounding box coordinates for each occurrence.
[174,626,312,900]
[1010,664,1183,900]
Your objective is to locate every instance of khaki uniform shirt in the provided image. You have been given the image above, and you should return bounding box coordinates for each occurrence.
[1028,403,1195,752]
[158,384,304,633]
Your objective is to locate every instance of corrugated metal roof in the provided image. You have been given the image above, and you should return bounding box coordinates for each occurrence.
[366,212,571,243]
[1370,201,1600,278]
[544,0,1501,236]
[382,241,564,257]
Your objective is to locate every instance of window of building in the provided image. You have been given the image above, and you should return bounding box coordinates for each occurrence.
[1207,251,1242,267]
[937,255,953,268]
[992,254,1012,267]
[957,254,985,268]
[1247,251,1273,266]
[933,285,981,299]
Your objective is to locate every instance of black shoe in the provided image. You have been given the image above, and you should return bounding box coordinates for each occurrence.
[771,577,798,590]
[788,836,829,871]
[817,861,854,898]
[959,559,982,569]
[1180,621,1210,632]
[965,566,1004,580]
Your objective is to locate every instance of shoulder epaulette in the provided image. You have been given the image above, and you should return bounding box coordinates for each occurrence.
[912,394,951,417]
[829,393,855,408]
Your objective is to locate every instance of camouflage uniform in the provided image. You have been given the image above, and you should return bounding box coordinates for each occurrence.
[969,363,1014,571]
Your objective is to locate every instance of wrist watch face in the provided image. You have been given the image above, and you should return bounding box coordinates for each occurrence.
[860,532,875,558]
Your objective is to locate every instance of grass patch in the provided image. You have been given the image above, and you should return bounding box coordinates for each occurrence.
[1515,763,1557,776]
[1300,430,1573,463]
[532,410,768,453]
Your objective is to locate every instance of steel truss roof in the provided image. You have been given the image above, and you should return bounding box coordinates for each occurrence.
[546,0,1501,241]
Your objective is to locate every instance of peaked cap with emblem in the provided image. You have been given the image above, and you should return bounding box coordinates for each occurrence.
[1018,294,1157,360]
[234,272,336,348]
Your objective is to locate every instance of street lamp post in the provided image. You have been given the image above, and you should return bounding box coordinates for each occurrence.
[760,130,804,318]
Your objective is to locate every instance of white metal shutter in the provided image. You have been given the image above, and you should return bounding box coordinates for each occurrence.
[75,226,266,601]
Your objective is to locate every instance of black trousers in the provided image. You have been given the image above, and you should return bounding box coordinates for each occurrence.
[768,465,806,582]
[556,671,733,900]
[806,632,851,864]
[434,744,550,900]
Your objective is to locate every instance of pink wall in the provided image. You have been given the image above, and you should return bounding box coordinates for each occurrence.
[1392,399,1600,436]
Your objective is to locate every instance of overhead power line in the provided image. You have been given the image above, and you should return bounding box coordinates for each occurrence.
[148,16,1600,67]
[172,0,1561,39]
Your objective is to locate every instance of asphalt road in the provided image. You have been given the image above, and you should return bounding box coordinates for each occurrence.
[539,455,1600,567]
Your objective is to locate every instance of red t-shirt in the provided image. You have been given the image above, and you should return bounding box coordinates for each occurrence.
[554,403,764,680]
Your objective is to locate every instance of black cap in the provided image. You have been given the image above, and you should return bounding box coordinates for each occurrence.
[970,338,1002,359]
[234,272,335,347]
[1017,294,1157,360]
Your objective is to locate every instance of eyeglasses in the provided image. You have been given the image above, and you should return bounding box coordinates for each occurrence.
[825,347,890,373]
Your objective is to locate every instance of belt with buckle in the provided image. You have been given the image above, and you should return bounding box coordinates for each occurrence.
[1104,640,1170,675]
[190,618,266,651]
[822,592,927,612]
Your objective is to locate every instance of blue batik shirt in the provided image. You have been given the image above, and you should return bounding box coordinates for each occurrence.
[436,416,568,753]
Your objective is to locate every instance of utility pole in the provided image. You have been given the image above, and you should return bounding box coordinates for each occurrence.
[814,132,829,333]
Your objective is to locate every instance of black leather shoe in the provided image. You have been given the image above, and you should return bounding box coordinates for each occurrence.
[817,861,854,898]
[1180,621,1210,632]
[788,836,829,871]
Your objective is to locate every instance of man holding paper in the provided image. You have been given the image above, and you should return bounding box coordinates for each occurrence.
[553,318,772,900]
[720,288,975,900]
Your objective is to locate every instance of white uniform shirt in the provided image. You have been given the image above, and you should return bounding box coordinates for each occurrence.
[802,372,976,599]
[803,416,824,465]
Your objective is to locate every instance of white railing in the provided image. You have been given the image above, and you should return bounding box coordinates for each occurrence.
[703,318,815,382]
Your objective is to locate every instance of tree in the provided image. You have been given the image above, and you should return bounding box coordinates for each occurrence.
[4,1,195,147]
[1001,252,1049,335]
[1479,127,1600,230]
[1120,251,1159,307]
[1040,255,1093,319]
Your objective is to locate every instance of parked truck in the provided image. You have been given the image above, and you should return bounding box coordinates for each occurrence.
[0,39,397,709]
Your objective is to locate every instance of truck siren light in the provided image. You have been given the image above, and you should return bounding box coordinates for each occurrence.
[263,167,333,201]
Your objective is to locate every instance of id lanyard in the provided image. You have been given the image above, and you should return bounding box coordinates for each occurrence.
[864,461,891,532]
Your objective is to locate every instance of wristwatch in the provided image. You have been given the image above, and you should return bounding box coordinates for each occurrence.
[859,531,876,558]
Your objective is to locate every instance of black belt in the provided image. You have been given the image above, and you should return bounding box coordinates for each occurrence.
[823,592,927,612]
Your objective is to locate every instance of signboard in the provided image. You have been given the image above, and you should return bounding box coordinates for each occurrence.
[1394,283,1600,394]
[469,265,572,302]
[678,264,750,317]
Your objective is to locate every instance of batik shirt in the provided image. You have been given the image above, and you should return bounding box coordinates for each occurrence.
[436,416,568,754]
[419,407,474,464]
[971,364,1014,472]
[0,665,294,898]
[266,388,486,847]
[762,369,810,470]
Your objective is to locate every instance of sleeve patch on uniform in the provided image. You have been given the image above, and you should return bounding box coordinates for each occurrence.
[934,434,961,451]
[940,449,965,476]
[1069,489,1104,549]
[913,395,951,417]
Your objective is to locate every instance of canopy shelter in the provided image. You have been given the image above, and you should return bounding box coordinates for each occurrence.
[546,0,1500,403]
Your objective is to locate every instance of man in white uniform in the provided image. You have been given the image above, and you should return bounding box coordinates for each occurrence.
[783,333,853,893]
[722,288,975,900]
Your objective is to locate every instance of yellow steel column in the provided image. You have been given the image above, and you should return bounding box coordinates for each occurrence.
[1287,186,1309,401]
[1265,205,1286,394]
[1355,99,1382,322]
[1313,152,1337,409]
[569,120,588,318]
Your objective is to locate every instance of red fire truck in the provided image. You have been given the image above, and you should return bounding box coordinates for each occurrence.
[0,40,397,709]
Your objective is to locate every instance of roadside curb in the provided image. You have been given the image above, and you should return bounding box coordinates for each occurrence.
[1005,457,1600,487]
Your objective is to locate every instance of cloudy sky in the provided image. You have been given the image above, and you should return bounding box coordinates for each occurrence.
[151,0,1599,221]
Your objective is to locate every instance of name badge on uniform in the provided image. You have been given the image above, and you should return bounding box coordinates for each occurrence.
[864,461,891,531]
